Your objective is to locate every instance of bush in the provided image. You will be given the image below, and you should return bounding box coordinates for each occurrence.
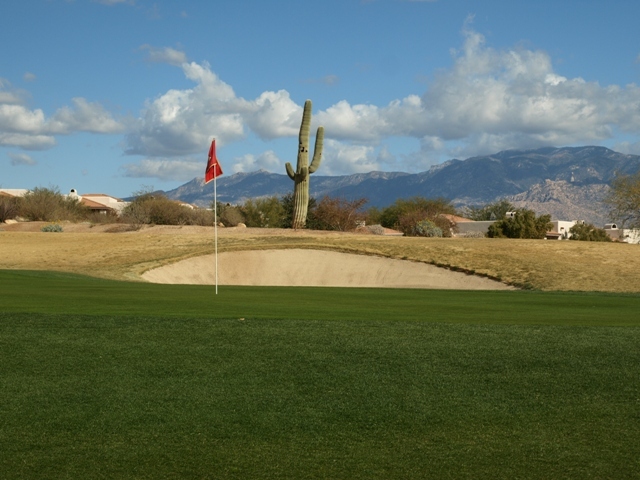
[0,195,22,222]
[311,196,368,231]
[569,222,611,242]
[241,197,286,228]
[41,223,63,232]
[487,209,552,239]
[380,197,457,237]
[19,187,89,222]
[215,203,245,227]
[413,219,443,237]
[122,192,213,226]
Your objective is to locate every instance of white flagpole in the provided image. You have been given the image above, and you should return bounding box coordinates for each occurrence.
[214,166,218,295]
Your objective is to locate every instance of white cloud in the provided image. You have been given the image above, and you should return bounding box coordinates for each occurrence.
[123,25,640,178]
[0,133,55,150]
[121,158,203,181]
[0,104,46,133]
[8,152,37,166]
[23,72,36,82]
[232,150,282,173]
[48,98,126,134]
[124,63,247,157]
[321,139,379,175]
[614,141,640,156]
[244,91,301,140]
[140,45,188,66]
[0,79,125,150]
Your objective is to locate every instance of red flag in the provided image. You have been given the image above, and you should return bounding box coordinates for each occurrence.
[205,139,223,184]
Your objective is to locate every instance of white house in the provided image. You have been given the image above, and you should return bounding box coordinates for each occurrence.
[604,224,640,244]
[79,193,129,215]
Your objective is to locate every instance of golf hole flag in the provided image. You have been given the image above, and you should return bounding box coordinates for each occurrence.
[205,139,223,183]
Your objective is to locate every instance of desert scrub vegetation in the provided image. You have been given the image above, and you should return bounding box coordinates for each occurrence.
[0,194,21,222]
[40,223,63,232]
[19,187,89,222]
[122,192,214,226]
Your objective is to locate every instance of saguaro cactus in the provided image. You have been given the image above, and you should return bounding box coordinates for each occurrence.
[286,99,324,229]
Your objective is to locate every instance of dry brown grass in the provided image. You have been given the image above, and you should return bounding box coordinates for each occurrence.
[1,221,639,292]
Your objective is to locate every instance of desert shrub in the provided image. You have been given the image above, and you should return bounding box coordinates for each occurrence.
[413,219,443,237]
[215,202,245,227]
[0,195,22,222]
[241,196,286,228]
[464,199,515,221]
[365,224,386,235]
[86,210,120,225]
[311,196,368,231]
[569,222,611,242]
[19,187,89,222]
[459,231,486,238]
[380,197,457,237]
[487,209,552,239]
[189,208,215,226]
[122,193,200,226]
[41,223,63,232]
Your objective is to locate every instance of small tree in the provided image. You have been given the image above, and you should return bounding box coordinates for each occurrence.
[19,187,88,221]
[605,171,640,228]
[464,199,515,221]
[380,197,457,237]
[122,191,201,226]
[0,195,22,222]
[241,196,286,228]
[312,196,368,231]
[569,222,611,242]
[487,209,552,239]
[216,202,245,227]
[413,219,443,237]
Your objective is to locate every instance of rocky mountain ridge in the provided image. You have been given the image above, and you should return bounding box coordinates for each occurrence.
[162,146,640,226]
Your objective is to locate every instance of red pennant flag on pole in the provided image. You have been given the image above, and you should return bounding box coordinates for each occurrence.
[205,139,223,184]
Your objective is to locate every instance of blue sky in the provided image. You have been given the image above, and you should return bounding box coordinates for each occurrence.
[1,0,640,197]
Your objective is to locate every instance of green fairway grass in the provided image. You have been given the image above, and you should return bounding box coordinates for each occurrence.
[1,270,640,478]
[2,270,640,326]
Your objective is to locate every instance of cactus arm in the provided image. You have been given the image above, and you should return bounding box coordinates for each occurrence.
[308,126,324,174]
[285,162,296,180]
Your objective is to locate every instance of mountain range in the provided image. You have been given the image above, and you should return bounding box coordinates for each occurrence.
[162,146,640,226]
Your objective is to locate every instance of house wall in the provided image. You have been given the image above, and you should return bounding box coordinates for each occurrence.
[620,229,640,244]
[551,220,576,239]
[455,221,495,236]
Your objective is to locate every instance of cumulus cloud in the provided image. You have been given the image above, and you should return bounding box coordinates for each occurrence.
[123,28,640,178]
[321,139,379,175]
[0,77,126,150]
[121,158,203,181]
[232,150,282,173]
[48,98,126,134]
[8,152,37,166]
[140,45,188,66]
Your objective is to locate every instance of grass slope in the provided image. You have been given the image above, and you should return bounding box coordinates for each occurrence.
[3,227,640,292]
[1,271,640,478]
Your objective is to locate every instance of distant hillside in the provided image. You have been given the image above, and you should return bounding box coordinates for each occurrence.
[162,146,640,225]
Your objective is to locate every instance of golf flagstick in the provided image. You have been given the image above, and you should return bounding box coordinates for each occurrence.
[204,139,223,294]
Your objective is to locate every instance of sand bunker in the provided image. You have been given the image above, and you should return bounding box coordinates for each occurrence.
[142,249,514,290]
